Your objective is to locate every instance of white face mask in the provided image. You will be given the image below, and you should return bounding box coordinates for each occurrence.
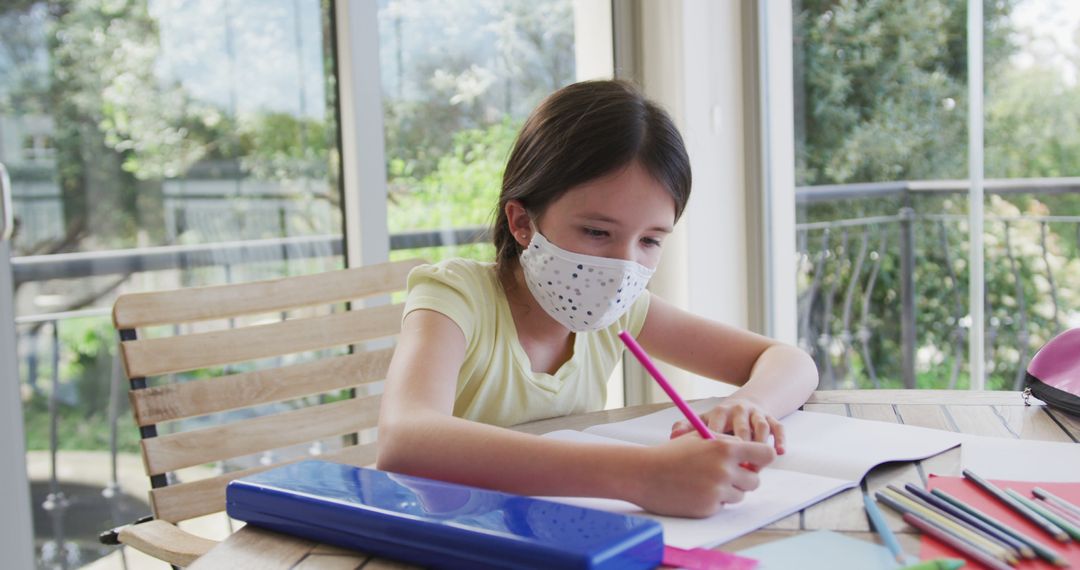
[519,232,654,332]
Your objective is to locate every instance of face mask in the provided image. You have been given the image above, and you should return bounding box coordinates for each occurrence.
[519,232,654,332]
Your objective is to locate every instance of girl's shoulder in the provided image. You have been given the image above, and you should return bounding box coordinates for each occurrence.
[407,257,498,298]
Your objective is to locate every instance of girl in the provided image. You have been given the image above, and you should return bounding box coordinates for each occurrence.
[377,80,818,518]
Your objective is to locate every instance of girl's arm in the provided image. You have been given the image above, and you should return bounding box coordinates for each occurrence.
[636,295,819,449]
[376,308,776,518]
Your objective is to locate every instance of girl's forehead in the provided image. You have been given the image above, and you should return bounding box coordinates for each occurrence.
[552,163,676,224]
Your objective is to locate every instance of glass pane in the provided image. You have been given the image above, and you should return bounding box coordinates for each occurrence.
[375,1,626,408]
[983,0,1080,389]
[378,0,579,265]
[793,0,1080,390]
[792,1,972,389]
[0,1,342,567]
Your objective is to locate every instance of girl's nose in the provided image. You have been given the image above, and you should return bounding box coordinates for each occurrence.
[608,241,640,265]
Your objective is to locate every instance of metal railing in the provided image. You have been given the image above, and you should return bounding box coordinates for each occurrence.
[796,178,1080,390]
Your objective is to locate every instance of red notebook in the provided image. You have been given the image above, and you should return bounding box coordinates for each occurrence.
[922,475,1080,569]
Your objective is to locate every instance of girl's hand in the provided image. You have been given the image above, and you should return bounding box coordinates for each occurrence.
[631,432,776,518]
[670,399,786,455]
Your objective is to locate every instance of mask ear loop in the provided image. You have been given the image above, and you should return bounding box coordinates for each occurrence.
[523,216,544,245]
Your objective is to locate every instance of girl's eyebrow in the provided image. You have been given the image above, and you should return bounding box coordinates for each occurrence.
[577,213,673,234]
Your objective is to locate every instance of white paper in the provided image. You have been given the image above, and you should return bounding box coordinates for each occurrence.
[584,403,965,481]
[540,429,854,548]
[582,397,724,445]
[773,410,965,481]
[960,435,1080,482]
[544,403,965,548]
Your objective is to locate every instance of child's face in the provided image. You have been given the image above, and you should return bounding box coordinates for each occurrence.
[537,161,676,270]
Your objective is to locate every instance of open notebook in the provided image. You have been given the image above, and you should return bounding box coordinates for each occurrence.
[540,398,965,549]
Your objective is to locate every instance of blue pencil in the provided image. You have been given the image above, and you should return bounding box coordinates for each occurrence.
[864,493,911,564]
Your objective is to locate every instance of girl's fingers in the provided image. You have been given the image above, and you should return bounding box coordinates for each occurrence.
[705,408,730,435]
[733,439,777,470]
[730,464,762,492]
[767,416,786,454]
[671,420,700,440]
[750,411,771,444]
[717,485,746,506]
[669,425,695,440]
[729,406,751,441]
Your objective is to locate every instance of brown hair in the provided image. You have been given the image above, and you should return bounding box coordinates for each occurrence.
[493,79,692,279]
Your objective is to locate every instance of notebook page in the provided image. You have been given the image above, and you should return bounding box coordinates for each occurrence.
[774,411,964,480]
[582,398,723,445]
[582,405,964,481]
[541,429,854,548]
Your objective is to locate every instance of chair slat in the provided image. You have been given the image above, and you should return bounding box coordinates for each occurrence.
[150,444,377,523]
[122,303,402,377]
[142,395,380,475]
[113,258,424,328]
[130,348,394,426]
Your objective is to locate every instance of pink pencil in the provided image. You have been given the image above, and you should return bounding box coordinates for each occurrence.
[618,330,760,472]
[618,330,714,440]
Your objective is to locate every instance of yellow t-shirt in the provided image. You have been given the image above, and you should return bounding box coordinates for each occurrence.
[403,258,651,427]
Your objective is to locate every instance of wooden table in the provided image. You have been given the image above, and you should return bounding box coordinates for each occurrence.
[189,390,1078,569]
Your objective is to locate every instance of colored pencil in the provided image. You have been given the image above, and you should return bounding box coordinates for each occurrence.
[1008,489,1080,541]
[876,489,1014,564]
[881,487,1017,563]
[904,483,1033,559]
[1037,496,1080,527]
[1035,487,1080,519]
[902,512,1014,570]
[864,493,911,564]
[963,469,1071,543]
[898,559,966,570]
[618,331,713,440]
[618,330,764,475]
[931,488,1068,567]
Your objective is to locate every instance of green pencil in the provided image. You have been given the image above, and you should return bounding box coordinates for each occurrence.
[898,558,966,570]
[1034,487,1080,520]
[1008,489,1080,541]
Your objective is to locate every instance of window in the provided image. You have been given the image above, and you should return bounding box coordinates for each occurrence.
[377,0,583,263]
[791,0,1080,390]
[0,1,344,566]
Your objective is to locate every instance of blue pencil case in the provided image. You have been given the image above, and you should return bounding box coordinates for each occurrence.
[225,460,663,569]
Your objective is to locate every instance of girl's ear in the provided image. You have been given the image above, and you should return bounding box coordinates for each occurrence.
[504,200,533,247]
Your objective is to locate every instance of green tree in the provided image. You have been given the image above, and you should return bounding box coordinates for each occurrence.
[380,0,574,236]
[794,0,1080,389]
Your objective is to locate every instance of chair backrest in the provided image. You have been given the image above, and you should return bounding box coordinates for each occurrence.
[112,258,424,524]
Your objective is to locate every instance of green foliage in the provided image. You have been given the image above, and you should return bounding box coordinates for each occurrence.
[22,316,142,452]
[796,0,1080,390]
[24,395,142,453]
[986,66,1080,179]
[388,119,519,264]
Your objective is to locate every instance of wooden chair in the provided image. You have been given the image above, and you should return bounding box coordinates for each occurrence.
[98,258,425,567]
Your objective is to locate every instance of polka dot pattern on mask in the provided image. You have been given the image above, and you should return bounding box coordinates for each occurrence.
[520,233,654,332]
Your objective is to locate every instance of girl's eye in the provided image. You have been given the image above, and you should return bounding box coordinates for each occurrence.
[642,237,662,248]
[583,227,608,238]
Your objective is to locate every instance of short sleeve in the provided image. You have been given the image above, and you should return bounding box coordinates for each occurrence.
[618,289,652,337]
[403,261,479,341]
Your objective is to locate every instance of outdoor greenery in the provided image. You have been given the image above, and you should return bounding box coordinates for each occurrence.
[795,0,1080,389]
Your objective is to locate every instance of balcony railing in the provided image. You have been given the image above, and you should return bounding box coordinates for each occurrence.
[796,177,1080,391]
